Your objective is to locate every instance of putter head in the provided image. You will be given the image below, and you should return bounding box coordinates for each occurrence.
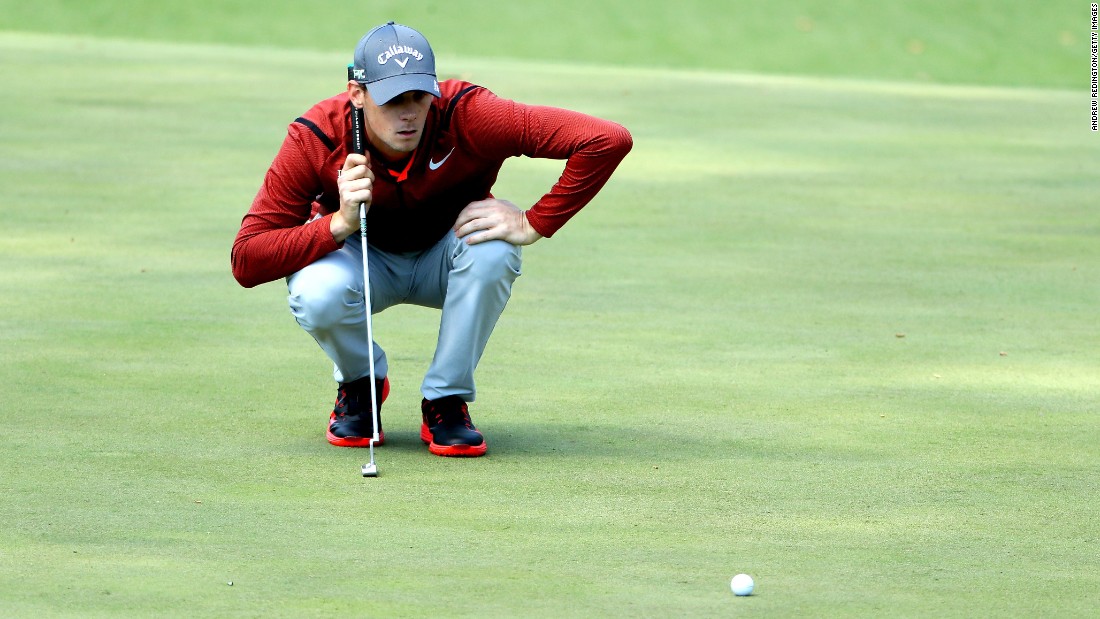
[361,439,378,477]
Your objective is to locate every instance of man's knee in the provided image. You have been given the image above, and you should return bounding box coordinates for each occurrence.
[288,265,359,331]
[456,240,522,284]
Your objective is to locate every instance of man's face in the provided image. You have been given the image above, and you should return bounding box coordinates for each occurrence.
[357,86,433,161]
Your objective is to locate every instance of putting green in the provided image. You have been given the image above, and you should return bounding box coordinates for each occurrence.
[1,27,1097,618]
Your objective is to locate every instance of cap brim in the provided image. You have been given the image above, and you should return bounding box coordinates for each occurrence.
[366,74,440,105]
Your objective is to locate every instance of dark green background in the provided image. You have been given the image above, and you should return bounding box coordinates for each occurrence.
[0,0,1086,87]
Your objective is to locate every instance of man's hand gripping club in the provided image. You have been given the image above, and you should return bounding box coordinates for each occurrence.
[332,152,375,243]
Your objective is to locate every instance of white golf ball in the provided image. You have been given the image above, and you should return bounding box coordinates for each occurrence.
[730,573,754,596]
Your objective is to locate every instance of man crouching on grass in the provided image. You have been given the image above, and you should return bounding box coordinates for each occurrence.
[231,22,631,457]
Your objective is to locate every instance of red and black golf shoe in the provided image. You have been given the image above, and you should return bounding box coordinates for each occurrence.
[327,375,390,447]
[419,396,487,457]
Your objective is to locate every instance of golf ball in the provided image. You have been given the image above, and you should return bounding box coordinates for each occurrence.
[730,573,754,596]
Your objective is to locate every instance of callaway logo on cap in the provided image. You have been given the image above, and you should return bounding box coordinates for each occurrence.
[352,22,441,104]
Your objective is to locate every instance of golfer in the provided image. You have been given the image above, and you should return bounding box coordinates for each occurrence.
[231,22,631,457]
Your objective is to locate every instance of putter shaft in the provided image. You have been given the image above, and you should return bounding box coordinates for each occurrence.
[360,202,381,477]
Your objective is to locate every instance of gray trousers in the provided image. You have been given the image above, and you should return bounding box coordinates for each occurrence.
[287,231,521,402]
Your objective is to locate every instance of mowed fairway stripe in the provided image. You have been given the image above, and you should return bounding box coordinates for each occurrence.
[2,32,1098,618]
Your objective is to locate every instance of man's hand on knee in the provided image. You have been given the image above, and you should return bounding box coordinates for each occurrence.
[454,199,543,246]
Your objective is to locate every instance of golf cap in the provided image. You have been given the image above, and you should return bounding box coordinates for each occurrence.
[352,22,440,104]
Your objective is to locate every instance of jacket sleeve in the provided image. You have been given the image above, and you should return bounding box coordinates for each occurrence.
[458,89,633,238]
[231,124,342,288]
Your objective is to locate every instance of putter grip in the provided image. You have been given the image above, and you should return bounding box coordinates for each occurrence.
[351,102,366,156]
[347,63,366,156]
[349,81,368,232]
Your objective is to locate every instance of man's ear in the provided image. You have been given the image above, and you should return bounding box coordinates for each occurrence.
[347,81,367,108]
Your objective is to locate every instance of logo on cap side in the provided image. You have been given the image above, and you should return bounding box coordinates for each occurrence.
[378,45,425,66]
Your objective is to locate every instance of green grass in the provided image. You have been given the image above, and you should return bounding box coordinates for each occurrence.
[0,0,1087,88]
[1,15,1099,619]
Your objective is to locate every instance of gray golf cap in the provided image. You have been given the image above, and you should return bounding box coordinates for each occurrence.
[352,22,440,104]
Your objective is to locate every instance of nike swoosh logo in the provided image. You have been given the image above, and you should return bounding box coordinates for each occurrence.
[429,147,455,171]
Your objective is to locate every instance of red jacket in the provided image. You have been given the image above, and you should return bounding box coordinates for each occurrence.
[232,80,632,288]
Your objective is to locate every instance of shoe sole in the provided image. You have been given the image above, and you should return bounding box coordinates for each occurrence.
[327,425,385,447]
[419,423,487,457]
[326,377,389,448]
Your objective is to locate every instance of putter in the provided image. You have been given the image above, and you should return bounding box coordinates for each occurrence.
[348,73,382,478]
[360,198,380,478]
